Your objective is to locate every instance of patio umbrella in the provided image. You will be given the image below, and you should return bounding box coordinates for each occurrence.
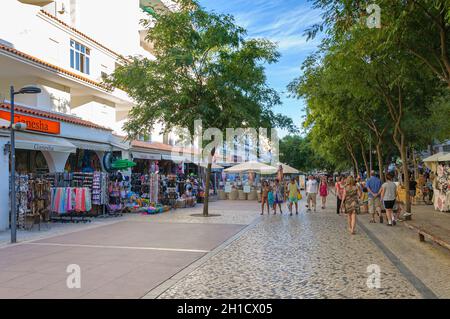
[276,163,300,174]
[224,161,277,174]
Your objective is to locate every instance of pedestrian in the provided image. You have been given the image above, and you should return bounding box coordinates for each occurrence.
[306,175,318,212]
[273,179,284,215]
[268,180,275,213]
[319,176,329,209]
[260,180,271,215]
[288,177,300,216]
[342,176,361,235]
[366,171,383,223]
[409,174,417,206]
[380,173,398,226]
[335,176,345,215]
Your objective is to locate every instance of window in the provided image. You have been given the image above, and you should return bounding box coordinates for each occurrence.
[70,40,90,74]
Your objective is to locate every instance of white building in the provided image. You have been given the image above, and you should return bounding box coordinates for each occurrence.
[0,0,181,231]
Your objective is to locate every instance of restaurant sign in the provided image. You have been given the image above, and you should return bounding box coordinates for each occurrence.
[0,111,60,134]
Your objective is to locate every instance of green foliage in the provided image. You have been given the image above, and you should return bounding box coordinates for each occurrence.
[109,0,295,140]
[280,135,335,172]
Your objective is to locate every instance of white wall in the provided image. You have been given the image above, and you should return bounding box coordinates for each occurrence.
[0,136,10,231]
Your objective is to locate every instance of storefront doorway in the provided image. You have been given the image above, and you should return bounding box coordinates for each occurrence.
[15,149,49,174]
[65,149,102,172]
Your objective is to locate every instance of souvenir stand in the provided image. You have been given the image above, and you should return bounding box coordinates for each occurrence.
[223,161,277,201]
[423,152,450,212]
[12,174,52,230]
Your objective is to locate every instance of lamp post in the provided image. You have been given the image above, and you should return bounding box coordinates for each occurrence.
[10,85,41,243]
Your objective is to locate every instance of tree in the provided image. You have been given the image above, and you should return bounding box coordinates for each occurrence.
[280,135,334,172]
[109,0,295,216]
[307,0,450,88]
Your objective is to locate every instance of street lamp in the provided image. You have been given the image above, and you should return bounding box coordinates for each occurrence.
[10,85,41,243]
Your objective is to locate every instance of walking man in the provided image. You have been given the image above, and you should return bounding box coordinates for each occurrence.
[306,175,318,212]
[366,171,383,223]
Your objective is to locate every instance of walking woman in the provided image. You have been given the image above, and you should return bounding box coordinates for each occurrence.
[273,179,284,214]
[342,176,361,235]
[319,176,329,209]
[261,180,271,215]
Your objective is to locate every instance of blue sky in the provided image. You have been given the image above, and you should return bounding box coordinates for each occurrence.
[199,0,323,135]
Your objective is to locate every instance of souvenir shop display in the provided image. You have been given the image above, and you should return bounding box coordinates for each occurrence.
[50,187,92,223]
[434,164,450,212]
[11,174,52,230]
[27,175,52,229]
[92,172,108,206]
[108,173,131,215]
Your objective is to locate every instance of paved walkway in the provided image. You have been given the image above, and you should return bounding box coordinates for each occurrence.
[0,201,257,299]
[1,197,449,299]
[405,204,450,250]
[157,199,425,299]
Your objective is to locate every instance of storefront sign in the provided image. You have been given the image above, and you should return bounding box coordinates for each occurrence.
[0,111,60,134]
[132,152,162,160]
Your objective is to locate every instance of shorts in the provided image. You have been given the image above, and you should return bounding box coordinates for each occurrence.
[409,190,416,197]
[274,194,283,204]
[384,200,396,209]
[289,196,298,203]
[369,197,382,214]
[307,193,317,203]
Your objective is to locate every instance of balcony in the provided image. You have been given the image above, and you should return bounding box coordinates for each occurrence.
[18,0,54,6]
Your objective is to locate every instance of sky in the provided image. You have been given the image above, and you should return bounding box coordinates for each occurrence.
[199,0,324,136]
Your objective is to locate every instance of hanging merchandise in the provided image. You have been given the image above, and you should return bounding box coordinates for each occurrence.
[50,187,92,214]
[92,172,109,206]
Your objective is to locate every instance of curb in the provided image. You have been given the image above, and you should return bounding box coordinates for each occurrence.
[357,219,438,299]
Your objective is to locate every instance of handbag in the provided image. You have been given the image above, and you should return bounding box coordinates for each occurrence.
[297,192,302,200]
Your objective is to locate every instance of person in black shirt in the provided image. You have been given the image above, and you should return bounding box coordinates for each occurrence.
[409,174,417,205]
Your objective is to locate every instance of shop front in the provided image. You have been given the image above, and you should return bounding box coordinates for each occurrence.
[0,103,130,231]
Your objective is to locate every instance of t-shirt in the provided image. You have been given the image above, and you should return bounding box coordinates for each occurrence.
[366,176,382,198]
[306,180,318,194]
[409,180,417,191]
[381,181,397,201]
[288,183,299,198]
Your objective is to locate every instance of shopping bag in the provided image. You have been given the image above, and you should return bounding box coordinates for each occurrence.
[297,192,302,200]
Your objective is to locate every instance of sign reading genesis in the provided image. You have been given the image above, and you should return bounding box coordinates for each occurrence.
[0,111,60,134]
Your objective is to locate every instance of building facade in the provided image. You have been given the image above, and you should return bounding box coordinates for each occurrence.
[0,0,179,231]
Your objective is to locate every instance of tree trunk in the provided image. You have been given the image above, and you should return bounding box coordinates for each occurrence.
[376,143,385,182]
[359,140,370,177]
[202,147,216,217]
[400,138,411,213]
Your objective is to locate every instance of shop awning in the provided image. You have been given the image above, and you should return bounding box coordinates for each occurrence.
[423,152,449,162]
[132,151,162,160]
[70,140,112,152]
[162,154,192,163]
[15,132,76,153]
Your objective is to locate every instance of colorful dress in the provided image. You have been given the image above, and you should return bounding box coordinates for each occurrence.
[344,185,359,214]
[319,183,328,197]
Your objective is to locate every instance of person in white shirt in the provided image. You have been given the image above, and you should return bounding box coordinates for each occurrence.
[306,175,319,212]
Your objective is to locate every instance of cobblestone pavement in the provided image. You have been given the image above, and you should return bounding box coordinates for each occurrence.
[159,201,424,299]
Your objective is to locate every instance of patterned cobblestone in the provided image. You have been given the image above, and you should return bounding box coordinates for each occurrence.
[159,208,422,299]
